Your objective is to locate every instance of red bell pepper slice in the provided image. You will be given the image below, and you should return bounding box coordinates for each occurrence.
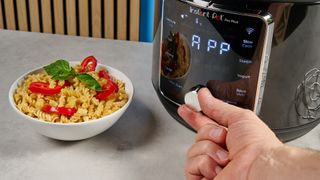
[96,69,119,101]
[95,81,118,101]
[29,82,66,95]
[80,56,97,72]
[98,69,110,79]
[42,105,77,117]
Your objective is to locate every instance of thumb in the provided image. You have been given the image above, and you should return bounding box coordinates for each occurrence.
[198,88,248,127]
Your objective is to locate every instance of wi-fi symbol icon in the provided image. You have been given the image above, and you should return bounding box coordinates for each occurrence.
[246,27,255,35]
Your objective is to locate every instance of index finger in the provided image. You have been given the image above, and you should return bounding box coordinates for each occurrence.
[177,104,218,131]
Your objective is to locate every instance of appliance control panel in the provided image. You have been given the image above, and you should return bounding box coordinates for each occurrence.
[159,0,274,113]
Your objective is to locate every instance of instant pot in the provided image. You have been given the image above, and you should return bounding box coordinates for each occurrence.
[152,0,320,141]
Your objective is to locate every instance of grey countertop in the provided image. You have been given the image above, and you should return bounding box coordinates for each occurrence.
[0,30,319,180]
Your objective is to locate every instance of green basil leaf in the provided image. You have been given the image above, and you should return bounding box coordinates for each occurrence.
[44,59,76,80]
[76,73,102,91]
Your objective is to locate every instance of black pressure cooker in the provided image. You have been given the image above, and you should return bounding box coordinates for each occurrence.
[152,0,320,141]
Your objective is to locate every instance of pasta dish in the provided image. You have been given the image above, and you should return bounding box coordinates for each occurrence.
[13,56,128,123]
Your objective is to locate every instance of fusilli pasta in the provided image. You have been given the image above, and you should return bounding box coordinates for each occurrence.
[14,67,128,123]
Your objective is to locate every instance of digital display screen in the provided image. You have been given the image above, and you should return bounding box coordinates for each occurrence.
[160,0,267,110]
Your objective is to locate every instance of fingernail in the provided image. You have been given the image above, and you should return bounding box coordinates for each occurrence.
[215,166,222,174]
[177,105,188,116]
[216,150,228,162]
[209,127,222,139]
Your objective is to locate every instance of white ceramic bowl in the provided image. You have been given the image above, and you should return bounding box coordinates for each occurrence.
[8,62,134,141]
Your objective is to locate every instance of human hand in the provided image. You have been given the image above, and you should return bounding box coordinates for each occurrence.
[178,88,283,180]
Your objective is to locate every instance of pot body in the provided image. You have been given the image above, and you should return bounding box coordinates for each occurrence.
[152,0,320,141]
